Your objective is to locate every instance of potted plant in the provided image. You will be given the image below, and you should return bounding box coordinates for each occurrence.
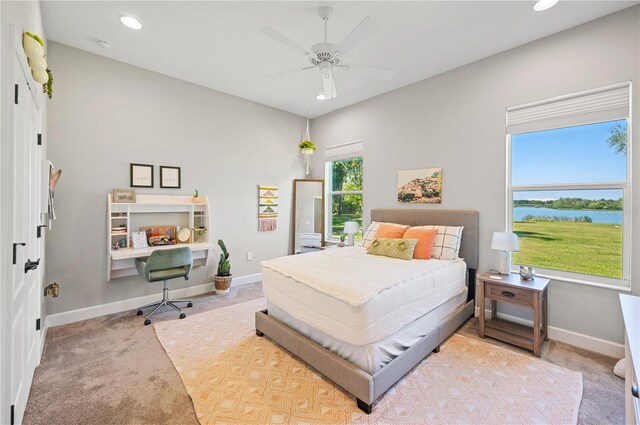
[214,239,232,294]
[298,140,316,155]
[338,233,346,247]
[192,189,200,203]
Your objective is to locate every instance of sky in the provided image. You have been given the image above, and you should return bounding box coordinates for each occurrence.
[512,119,627,200]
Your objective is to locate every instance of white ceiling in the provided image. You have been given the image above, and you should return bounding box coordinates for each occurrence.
[41,1,637,118]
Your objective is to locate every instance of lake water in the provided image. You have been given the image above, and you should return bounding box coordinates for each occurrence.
[513,207,622,224]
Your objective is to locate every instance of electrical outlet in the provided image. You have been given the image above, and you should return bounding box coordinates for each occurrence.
[247,252,253,261]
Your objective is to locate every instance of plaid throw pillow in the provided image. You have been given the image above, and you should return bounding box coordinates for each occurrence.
[410,225,464,260]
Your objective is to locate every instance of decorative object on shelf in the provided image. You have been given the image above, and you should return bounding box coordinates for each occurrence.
[23,32,54,98]
[298,116,316,177]
[491,232,520,275]
[192,189,200,203]
[343,221,359,246]
[214,239,232,294]
[132,231,149,249]
[258,183,278,232]
[519,265,536,280]
[130,163,154,188]
[112,188,136,203]
[338,234,346,247]
[177,227,192,244]
[160,166,181,189]
[141,226,176,246]
[398,167,442,204]
[193,226,207,243]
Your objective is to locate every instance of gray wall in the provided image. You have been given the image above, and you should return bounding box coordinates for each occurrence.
[46,42,306,315]
[311,7,640,344]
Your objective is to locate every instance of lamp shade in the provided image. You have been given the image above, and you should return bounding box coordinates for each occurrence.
[343,221,359,235]
[491,232,520,252]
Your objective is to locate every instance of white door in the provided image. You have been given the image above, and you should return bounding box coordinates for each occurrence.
[7,47,42,425]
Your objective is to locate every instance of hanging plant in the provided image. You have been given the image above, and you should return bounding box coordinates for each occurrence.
[298,140,316,151]
[42,68,53,99]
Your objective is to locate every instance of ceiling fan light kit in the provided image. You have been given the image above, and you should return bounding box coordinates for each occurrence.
[260,6,396,101]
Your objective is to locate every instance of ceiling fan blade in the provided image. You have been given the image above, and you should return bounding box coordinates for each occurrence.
[336,17,381,56]
[259,26,313,57]
[262,66,315,82]
[322,72,337,99]
[338,63,396,80]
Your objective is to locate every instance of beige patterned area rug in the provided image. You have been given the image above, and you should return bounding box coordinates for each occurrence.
[154,298,582,424]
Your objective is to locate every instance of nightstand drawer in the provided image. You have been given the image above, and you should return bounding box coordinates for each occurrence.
[486,283,533,306]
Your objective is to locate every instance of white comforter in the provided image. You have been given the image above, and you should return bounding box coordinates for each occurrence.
[261,246,465,307]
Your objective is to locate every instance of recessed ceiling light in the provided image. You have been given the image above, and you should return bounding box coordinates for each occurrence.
[533,0,559,12]
[119,16,142,30]
[316,94,327,100]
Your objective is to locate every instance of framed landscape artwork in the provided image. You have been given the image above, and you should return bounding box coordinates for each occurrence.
[397,168,442,204]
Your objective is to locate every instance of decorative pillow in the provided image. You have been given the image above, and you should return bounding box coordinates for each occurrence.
[403,228,438,260]
[368,238,418,260]
[374,223,408,239]
[410,225,464,260]
[362,221,409,249]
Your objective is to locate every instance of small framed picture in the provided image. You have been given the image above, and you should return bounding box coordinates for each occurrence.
[160,166,181,189]
[112,189,136,203]
[130,163,154,188]
[131,231,149,249]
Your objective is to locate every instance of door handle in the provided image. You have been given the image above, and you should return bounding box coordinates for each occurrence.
[632,385,639,399]
[500,291,516,298]
[24,258,40,273]
[12,243,26,265]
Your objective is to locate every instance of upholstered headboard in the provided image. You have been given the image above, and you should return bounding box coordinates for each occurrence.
[370,209,479,270]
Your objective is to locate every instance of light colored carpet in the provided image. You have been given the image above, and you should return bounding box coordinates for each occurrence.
[155,298,583,424]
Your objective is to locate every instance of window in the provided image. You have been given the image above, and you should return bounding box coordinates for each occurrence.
[325,156,363,240]
[507,84,630,289]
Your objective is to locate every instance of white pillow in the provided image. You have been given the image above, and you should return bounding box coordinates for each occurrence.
[410,225,464,260]
[361,221,409,249]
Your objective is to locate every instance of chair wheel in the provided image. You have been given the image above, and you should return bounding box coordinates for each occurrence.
[144,319,151,326]
[187,302,193,308]
[179,313,186,319]
[137,310,143,316]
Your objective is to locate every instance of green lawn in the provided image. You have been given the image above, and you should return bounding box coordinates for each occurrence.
[513,221,623,279]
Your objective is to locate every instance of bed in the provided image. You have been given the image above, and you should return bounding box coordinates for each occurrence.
[255,208,479,413]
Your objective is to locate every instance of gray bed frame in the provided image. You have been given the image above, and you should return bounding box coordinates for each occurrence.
[255,208,479,414]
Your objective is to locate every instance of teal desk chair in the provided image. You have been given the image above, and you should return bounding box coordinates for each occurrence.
[135,247,193,325]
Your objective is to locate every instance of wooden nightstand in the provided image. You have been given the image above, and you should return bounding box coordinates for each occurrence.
[477,271,550,357]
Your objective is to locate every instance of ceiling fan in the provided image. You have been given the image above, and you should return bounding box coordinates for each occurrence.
[259,6,396,100]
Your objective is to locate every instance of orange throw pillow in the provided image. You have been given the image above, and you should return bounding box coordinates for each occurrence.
[374,223,408,239]
[403,228,438,259]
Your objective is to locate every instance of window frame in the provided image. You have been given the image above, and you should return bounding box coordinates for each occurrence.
[324,156,363,242]
[506,118,632,291]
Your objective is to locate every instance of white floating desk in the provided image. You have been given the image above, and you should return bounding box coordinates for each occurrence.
[108,243,215,281]
[107,194,212,281]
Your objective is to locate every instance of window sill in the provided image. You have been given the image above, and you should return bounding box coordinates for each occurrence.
[511,267,631,292]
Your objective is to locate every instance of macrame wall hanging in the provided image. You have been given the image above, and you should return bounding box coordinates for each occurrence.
[258,172,278,232]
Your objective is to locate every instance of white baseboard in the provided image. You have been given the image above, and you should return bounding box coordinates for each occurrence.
[45,273,262,329]
[484,309,624,358]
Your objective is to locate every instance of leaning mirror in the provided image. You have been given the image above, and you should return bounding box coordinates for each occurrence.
[292,179,325,254]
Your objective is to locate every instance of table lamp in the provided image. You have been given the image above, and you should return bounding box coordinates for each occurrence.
[491,232,520,275]
[343,221,359,246]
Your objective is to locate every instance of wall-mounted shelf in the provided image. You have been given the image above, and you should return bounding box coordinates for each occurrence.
[107,194,212,281]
